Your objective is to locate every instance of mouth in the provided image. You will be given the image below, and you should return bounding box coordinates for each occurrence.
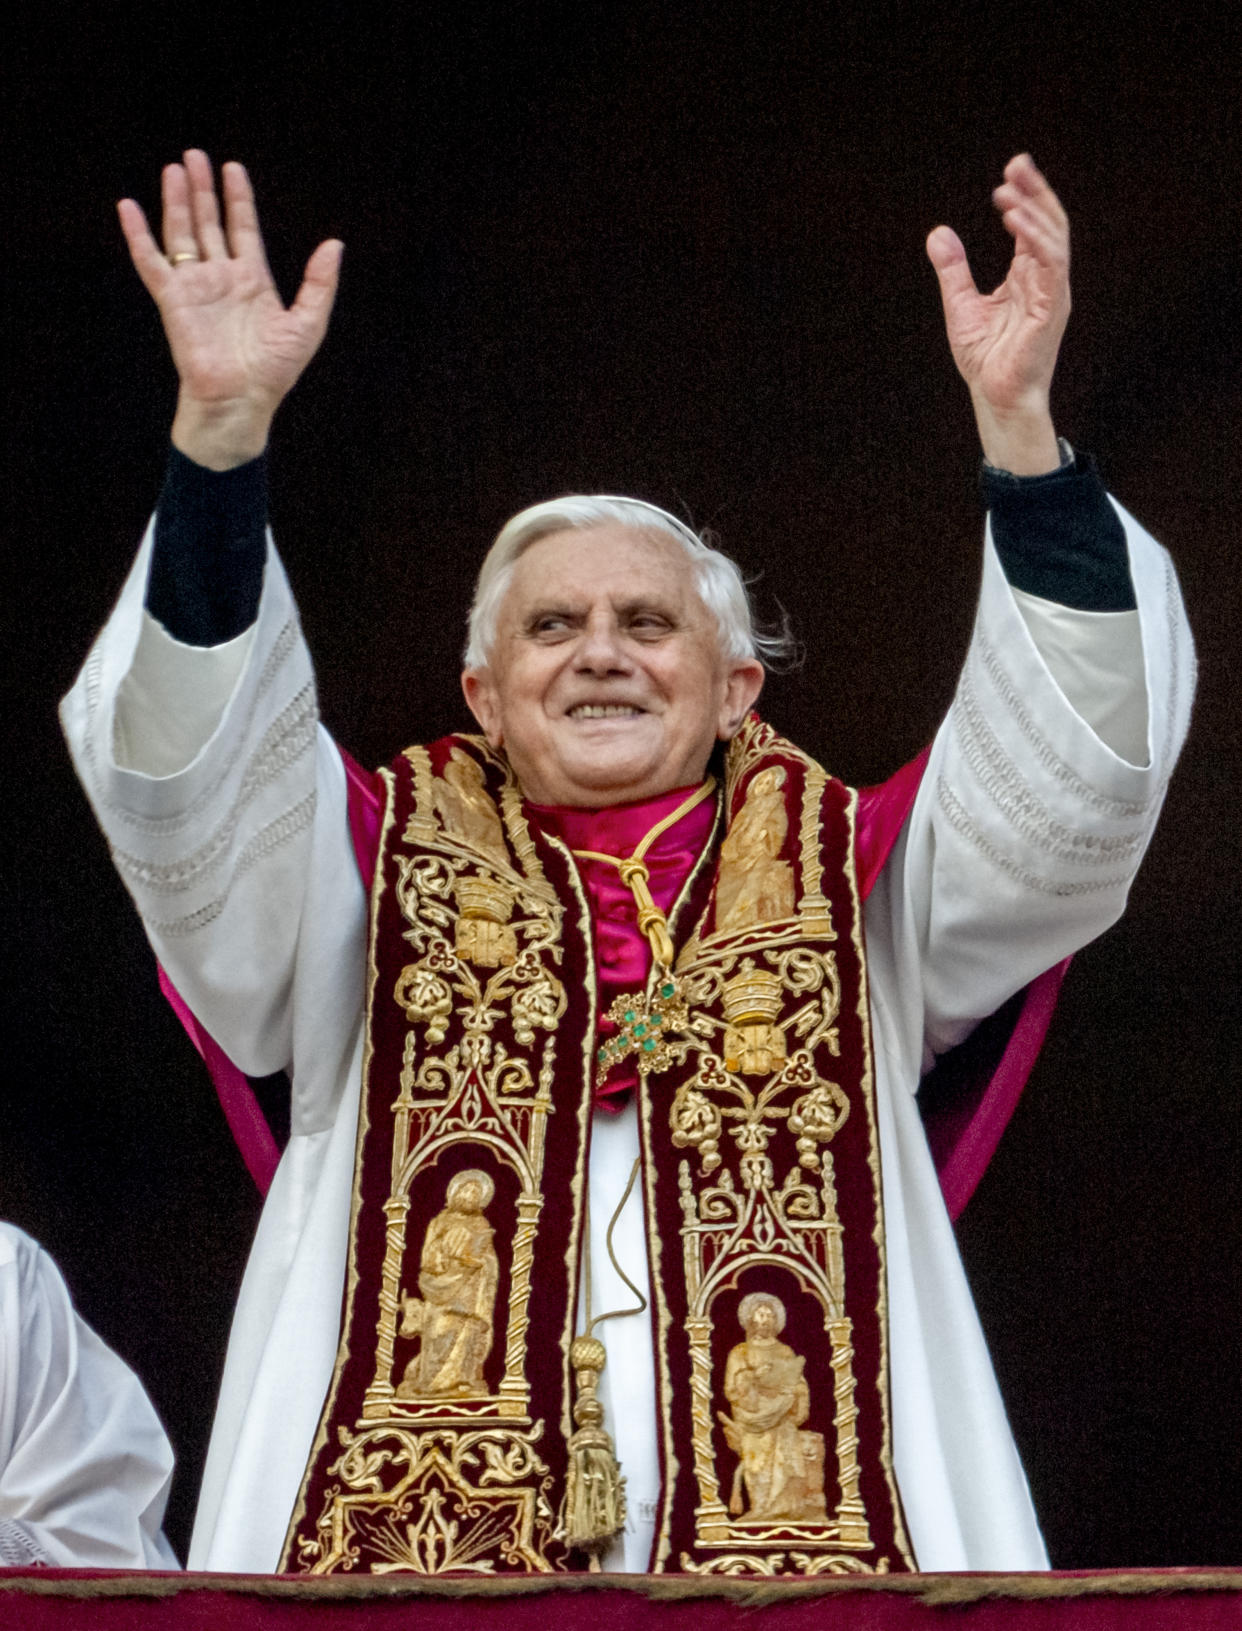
[566,704,647,720]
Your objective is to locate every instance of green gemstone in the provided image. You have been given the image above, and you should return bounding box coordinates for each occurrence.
[598,1048,608,1063]
[661,982,676,999]
[624,1009,637,1024]
[633,1023,647,1038]
[651,1014,663,1027]
[643,1038,657,1052]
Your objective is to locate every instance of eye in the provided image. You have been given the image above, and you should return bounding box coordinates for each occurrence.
[627,611,674,638]
[528,613,574,639]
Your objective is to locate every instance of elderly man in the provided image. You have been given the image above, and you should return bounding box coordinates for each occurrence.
[62,151,1193,1577]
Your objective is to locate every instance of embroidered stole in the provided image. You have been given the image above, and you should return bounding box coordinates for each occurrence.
[282,718,914,1576]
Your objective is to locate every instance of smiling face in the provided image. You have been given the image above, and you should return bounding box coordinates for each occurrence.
[462,524,764,808]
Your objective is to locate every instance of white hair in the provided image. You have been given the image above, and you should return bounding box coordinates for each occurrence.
[463,495,794,670]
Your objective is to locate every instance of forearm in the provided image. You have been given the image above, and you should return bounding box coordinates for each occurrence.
[970,393,1060,477]
[148,444,268,644]
[171,391,274,471]
[982,449,1135,611]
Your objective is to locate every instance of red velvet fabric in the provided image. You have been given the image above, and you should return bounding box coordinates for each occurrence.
[1,1571,1240,1628]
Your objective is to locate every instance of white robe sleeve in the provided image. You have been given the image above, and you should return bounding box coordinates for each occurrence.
[869,500,1195,1071]
[0,1226,177,1569]
[60,522,366,1126]
[61,523,370,1572]
[862,499,1194,1570]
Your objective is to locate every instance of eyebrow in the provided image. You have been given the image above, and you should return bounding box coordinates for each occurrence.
[519,595,682,630]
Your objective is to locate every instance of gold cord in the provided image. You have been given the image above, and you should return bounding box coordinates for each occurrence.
[584,1156,647,1338]
[573,777,716,969]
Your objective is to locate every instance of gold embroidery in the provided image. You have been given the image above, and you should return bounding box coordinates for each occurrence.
[453,872,519,967]
[722,961,787,1075]
[716,768,795,933]
[397,1170,499,1400]
[678,1551,889,1577]
[296,749,573,1573]
[720,1293,826,1522]
[658,753,880,1570]
[563,1336,627,1554]
[434,747,508,859]
[295,728,911,1577]
[299,1424,557,1574]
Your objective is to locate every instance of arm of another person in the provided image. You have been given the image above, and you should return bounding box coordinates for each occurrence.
[0,1227,177,1569]
[61,155,362,1099]
[870,156,1195,1070]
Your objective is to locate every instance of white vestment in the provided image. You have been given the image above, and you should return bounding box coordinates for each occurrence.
[61,506,1193,1573]
[0,1225,177,1569]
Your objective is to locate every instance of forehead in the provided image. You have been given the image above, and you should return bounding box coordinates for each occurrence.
[502,523,702,614]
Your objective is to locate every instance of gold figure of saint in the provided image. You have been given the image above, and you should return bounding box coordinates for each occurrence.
[397,1169,499,1400]
[716,768,795,934]
[434,748,507,860]
[718,1292,827,1523]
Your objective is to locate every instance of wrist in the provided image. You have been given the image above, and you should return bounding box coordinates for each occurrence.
[171,392,275,471]
[969,389,1060,477]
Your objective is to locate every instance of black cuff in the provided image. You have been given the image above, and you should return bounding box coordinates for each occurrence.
[982,452,1136,612]
[147,446,269,646]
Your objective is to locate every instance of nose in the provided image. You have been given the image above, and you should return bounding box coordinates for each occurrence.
[574,610,633,675]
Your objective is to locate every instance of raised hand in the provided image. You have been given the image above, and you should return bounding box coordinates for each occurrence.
[925,154,1069,475]
[118,150,343,469]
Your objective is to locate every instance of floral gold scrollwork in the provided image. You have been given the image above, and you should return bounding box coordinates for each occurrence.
[297,1424,557,1576]
[509,957,567,1044]
[670,1084,724,1173]
[667,819,878,1566]
[789,1079,850,1170]
[394,962,453,1043]
[678,1551,889,1577]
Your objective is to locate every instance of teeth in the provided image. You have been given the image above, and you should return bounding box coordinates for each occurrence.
[570,704,641,719]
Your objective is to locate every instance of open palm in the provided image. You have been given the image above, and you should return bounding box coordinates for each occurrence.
[926,154,1070,419]
[118,151,342,427]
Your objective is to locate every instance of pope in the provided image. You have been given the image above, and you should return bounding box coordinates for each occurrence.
[62,150,1193,1576]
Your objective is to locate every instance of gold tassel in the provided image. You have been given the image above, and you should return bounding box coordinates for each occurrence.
[564,1335,626,1557]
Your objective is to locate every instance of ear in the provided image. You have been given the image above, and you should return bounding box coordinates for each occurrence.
[461,668,504,747]
[716,658,765,740]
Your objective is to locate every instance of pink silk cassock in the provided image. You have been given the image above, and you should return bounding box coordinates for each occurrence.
[160,744,1067,1218]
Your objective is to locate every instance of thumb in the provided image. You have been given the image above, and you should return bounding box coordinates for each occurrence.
[925,225,978,307]
[292,238,345,331]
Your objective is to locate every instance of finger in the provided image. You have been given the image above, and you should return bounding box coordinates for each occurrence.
[925,224,980,302]
[994,186,1069,263]
[117,198,171,299]
[182,148,229,260]
[998,202,1069,272]
[998,153,1068,233]
[290,239,345,337]
[926,226,984,344]
[160,162,200,264]
[221,161,272,275]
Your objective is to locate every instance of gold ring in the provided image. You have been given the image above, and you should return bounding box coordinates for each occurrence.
[169,251,198,266]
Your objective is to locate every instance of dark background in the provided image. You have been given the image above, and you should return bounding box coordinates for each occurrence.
[3,0,1239,1569]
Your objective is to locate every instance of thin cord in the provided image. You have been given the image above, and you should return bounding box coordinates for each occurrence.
[585,1156,647,1338]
